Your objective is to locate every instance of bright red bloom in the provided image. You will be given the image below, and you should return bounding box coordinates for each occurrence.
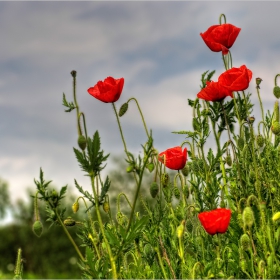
[158,146,187,170]
[218,65,253,91]
[197,81,233,102]
[198,208,231,235]
[200,24,241,55]
[88,76,124,103]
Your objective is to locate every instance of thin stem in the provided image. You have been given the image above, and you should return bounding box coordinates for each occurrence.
[256,85,265,133]
[71,71,82,136]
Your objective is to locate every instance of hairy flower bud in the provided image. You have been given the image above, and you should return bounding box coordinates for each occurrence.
[237,137,245,150]
[271,121,280,135]
[243,206,255,228]
[273,86,280,99]
[176,220,185,239]
[118,102,129,117]
[161,173,169,187]
[63,217,76,227]
[103,202,110,213]
[256,134,265,148]
[173,186,180,199]
[225,155,232,166]
[78,135,87,150]
[240,233,250,251]
[72,201,79,213]
[150,182,159,198]
[181,164,189,176]
[33,220,43,237]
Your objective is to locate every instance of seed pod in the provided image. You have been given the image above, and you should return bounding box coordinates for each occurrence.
[273,86,280,99]
[150,182,159,198]
[173,186,180,200]
[161,173,169,187]
[72,201,79,213]
[118,102,129,117]
[240,233,251,251]
[243,206,255,228]
[33,220,43,237]
[63,217,76,227]
[271,121,280,135]
[256,134,265,148]
[103,202,110,213]
[78,135,87,150]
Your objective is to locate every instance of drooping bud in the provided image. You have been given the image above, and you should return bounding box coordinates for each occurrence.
[150,182,159,198]
[103,202,110,213]
[272,212,280,222]
[78,135,87,150]
[273,86,280,99]
[118,102,129,117]
[161,173,169,188]
[63,217,76,227]
[72,201,79,213]
[242,206,255,228]
[173,186,180,199]
[32,220,43,237]
[271,121,280,135]
[181,164,189,177]
[176,220,185,239]
[183,185,189,198]
[225,155,232,166]
[240,233,251,251]
[237,137,245,150]
[256,134,265,148]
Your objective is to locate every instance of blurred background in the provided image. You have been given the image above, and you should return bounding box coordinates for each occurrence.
[1,1,280,278]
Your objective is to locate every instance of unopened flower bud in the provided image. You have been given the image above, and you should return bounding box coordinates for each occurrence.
[272,212,280,222]
[126,164,134,173]
[150,182,159,198]
[271,121,280,135]
[256,134,265,148]
[103,202,110,213]
[146,162,154,173]
[237,137,245,150]
[118,102,129,117]
[225,155,232,166]
[273,86,280,99]
[173,186,180,199]
[161,173,169,187]
[240,233,250,251]
[78,135,87,150]
[181,164,189,176]
[63,217,76,227]
[72,201,79,213]
[243,206,254,228]
[176,220,185,239]
[33,220,43,237]
[240,258,247,272]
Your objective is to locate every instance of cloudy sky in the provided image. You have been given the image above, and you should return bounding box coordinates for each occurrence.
[1,1,280,223]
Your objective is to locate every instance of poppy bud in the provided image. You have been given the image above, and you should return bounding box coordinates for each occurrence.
[103,202,110,213]
[256,134,265,148]
[273,86,280,99]
[78,135,87,150]
[256,77,262,87]
[150,182,159,198]
[225,155,232,166]
[33,220,43,237]
[240,233,250,251]
[161,173,169,187]
[72,201,79,213]
[173,186,180,199]
[272,212,280,222]
[181,164,189,176]
[118,102,129,117]
[183,185,189,198]
[271,121,280,135]
[243,206,254,228]
[126,164,134,173]
[240,258,247,272]
[63,217,76,227]
[176,220,185,239]
[237,137,245,150]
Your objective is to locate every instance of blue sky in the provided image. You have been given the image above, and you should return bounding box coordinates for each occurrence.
[1,1,280,223]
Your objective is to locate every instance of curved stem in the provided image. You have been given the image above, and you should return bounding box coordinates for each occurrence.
[219,14,226,24]
[274,74,280,86]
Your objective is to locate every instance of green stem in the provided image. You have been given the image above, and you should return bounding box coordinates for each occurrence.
[127,97,149,138]
[71,71,82,136]
[256,85,265,134]
[155,245,168,279]
[90,175,117,279]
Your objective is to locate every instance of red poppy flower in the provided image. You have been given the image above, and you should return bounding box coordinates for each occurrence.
[197,81,233,102]
[88,76,124,103]
[218,65,252,91]
[200,24,241,55]
[198,208,231,235]
[158,146,187,170]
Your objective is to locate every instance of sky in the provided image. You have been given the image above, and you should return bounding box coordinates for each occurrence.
[1,1,280,223]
